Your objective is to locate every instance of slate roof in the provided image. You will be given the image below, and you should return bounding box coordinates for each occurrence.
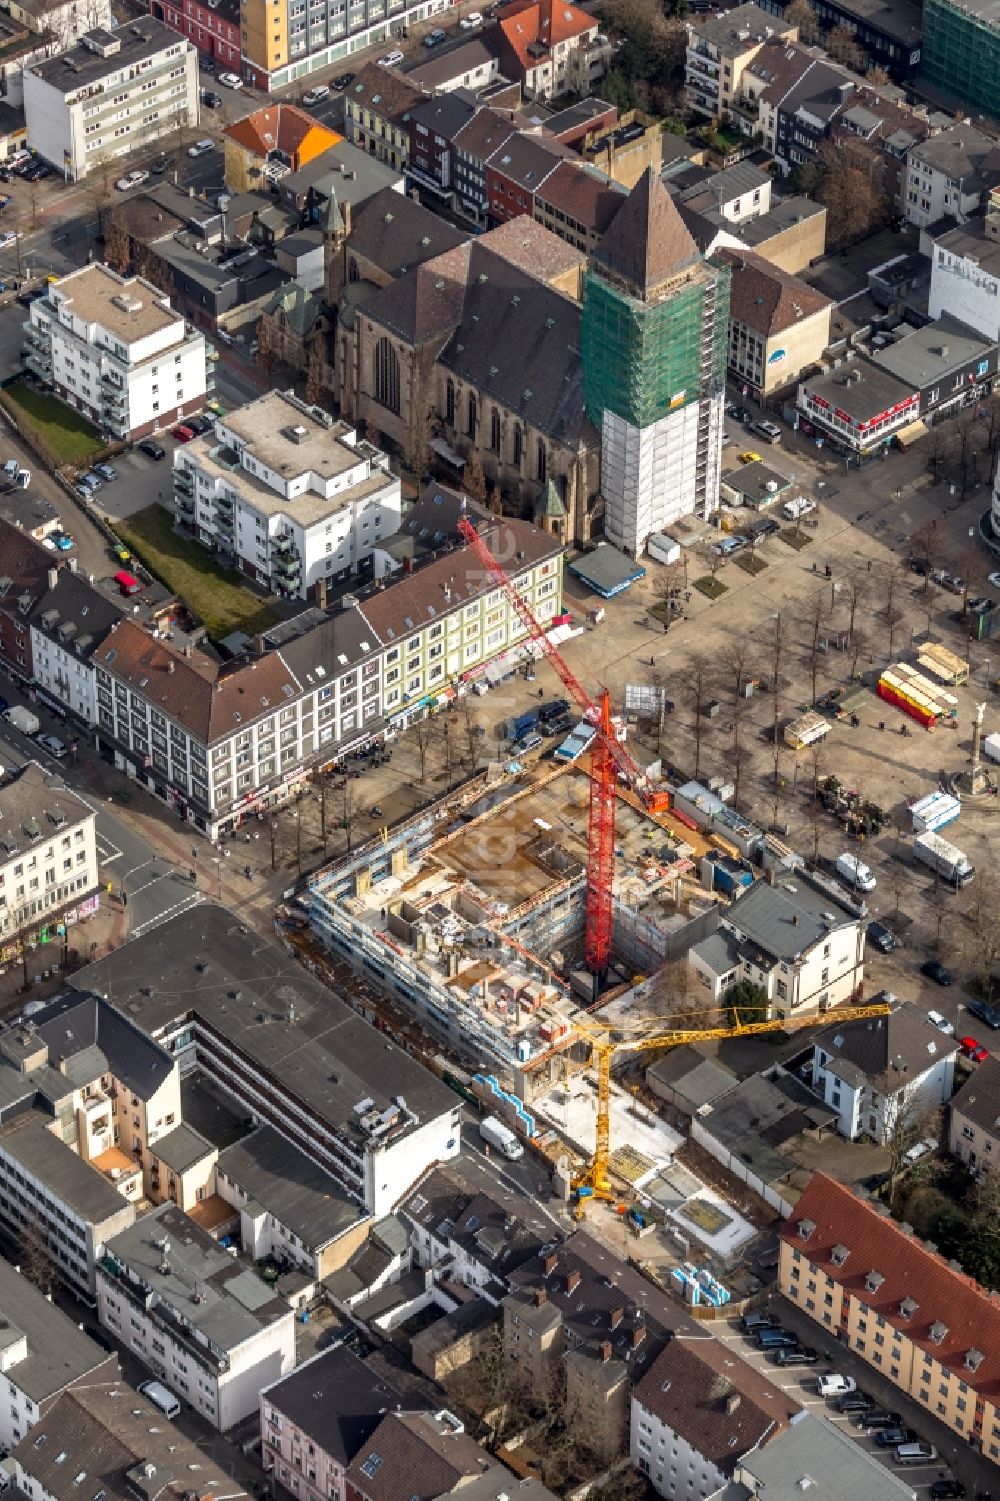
[591,166,700,296]
[714,247,832,336]
[535,159,626,237]
[0,1114,130,1224]
[218,1125,366,1250]
[12,1384,245,1501]
[262,1345,407,1463]
[676,160,771,213]
[634,1336,797,1473]
[399,1156,562,1283]
[950,1055,1000,1136]
[362,243,472,344]
[348,187,466,278]
[451,105,520,164]
[745,36,814,95]
[0,761,93,861]
[150,1121,216,1174]
[783,1173,1000,1400]
[814,1000,957,1092]
[346,1411,487,1501]
[0,525,124,657]
[346,62,426,125]
[910,122,995,186]
[485,128,564,189]
[30,988,174,1100]
[0,1255,116,1403]
[725,873,859,962]
[772,57,856,125]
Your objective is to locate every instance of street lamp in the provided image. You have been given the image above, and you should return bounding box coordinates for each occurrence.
[292,810,302,879]
[269,818,278,872]
[211,856,223,900]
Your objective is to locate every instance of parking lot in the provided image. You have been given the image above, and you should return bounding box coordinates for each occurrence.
[716,1301,987,1498]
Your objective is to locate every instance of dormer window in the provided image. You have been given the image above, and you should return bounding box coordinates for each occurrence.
[831,1243,850,1268]
[797,1218,816,1242]
[900,1297,919,1320]
[966,1348,984,1373]
[865,1270,884,1295]
[930,1320,948,1344]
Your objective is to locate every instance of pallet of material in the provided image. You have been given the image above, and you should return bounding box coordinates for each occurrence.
[916,641,970,686]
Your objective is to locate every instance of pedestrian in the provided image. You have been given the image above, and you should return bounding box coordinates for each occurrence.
[867,559,872,572]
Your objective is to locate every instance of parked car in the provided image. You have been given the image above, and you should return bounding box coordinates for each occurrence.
[332,71,356,88]
[875,1428,915,1448]
[152,156,169,174]
[36,734,67,758]
[51,531,73,551]
[185,416,212,436]
[927,1009,955,1035]
[741,1311,780,1333]
[115,169,148,191]
[545,714,574,738]
[461,9,484,23]
[818,1373,856,1398]
[894,1442,936,1465]
[515,733,543,755]
[94,462,117,481]
[423,27,446,44]
[713,534,746,557]
[988,571,1000,590]
[756,1330,798,1350]
[201,90,222,108]
[834,1392,872,1413]
[218,71,243,87]
[960,1035,989,1062]
[139,439,166,460]
[902,1138,936,1165]
[771,1346,819,1366]
[302,83,330,104]
[751,418,782,443]
[738,450,763,464]
[377,49,405,65]
[187,139,215,158]
[80,470,102,490]
[967,999,1000,1030]
[909,555,931,575]
[538,698,570,724]
[867,920,898,953]
[14,468,29,489]
[921,958,953,986]
[929,1481,966,1499]
[171,424,195,442]
[0,230,19,250]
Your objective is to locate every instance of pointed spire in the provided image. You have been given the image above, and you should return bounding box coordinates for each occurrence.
[591,166,700,298]
[541,478,567,519]
[322,187,344,237]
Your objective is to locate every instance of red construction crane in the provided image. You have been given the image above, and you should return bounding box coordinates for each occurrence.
[456,513,667,982]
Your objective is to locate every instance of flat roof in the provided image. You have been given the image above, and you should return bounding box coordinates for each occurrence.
[0,1256,115,1401]
[569,543,645,597]
[48,264,182,346]
[29,19,187,90]
[0,1114,130,1224]
[872,313,995,387]
[721,458,792,500]
[800,358,916,419]
[218,1125,367,1250]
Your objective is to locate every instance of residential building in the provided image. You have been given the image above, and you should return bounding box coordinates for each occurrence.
[18,546,125,727]
[631,1336,797,1500]
[948,1053,1000,1169]
[904,123,993,227]
[688,872,866,1018]
[98,1202,295,1427]
[811,1001,956,1140]
[343,64,426,173]
[780,1171,1000,1457]
[261,1346,408,1501]
[490,0,600,102]
[928,219,1000,340]
[146,1121,217,1211]
[11,1383,247,1501]
[922,0,1000,119]
[684,2,795,117]
[868,312,997,422]
[485,128,562,227]
[532,160,625,253]
[278,137,405,221]
[757,0,923,80]
[714,247,832,398]
[150,0,241,71]
[672,160,773,225]
[0,761,98,965]
[71,903,463,1217]
[25,264,208,442]
[223,103,341,194]
[582,167,730,556]
[23,20,198,182]
[450,105,519,224]
[769,54,857,175]
[0,1256,119,1454]
[406,91,480,206]
[347,1411,560,1501]
[796,357,920,456]
[236,0,448,91]
[405,36,502,96]
[731,1410,918,1501]
[174,389,400,600]
[826,86,931,218]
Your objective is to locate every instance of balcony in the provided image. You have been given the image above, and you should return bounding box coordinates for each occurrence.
[273,554,301,581]
[177,497,195,518]
[272,531,296,556]
[687,46,720,77]
[24,350,51,379]
[214,492,233,513]
[174,471,194,496]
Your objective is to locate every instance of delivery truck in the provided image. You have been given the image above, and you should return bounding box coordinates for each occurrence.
[913,830,974,887]
[4,705,39,736]
[479,1115,524,1160]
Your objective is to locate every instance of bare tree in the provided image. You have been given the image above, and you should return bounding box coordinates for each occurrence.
[956,411,980,497]
[910,519,938,590]
[963,886,1000,999]
[720,635,759,714]
[85,149,117,234]
[881,561,904,620]
[459,696,481,773]
[886,602,905,660]
[304,328,326,407]
[18,1216,57,1295]
[685,653,712,779]
[255,316,277,381]
[849,627,869,680]
[825,20,863,67]
[439,713,456,790]
[844,571,868,640]
[103,204,130,275]
[805,590,827,706]
[981,391,1000,468]
[461,450,487,507]
[340,780,357,853]
[731,705,748,813]
[882,1089,942,1212]
[767,610,786,749]
[784,0,820,40]
[413,713,434,782]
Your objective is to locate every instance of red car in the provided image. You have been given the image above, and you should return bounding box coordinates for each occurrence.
[960,1036,988,1062]
[171,424,195,442]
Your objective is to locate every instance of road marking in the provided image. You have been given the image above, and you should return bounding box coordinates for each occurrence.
[96,836,122,864]
[130,892,204,939]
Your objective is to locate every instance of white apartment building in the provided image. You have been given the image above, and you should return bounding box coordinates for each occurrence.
[25,264,207,441]
[0,761,98,956]
[23,19,198,183]
[98,1202,295,1428]
[688,873,866,1019]
[904,124,992,228]
[811,1002,956,1141]
[928,220,1000,341]
[176,391,400,602]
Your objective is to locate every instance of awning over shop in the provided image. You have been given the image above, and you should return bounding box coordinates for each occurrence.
[895,419,928,448]
[431,437,464,470]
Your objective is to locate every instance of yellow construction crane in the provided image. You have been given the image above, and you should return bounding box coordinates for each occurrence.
[569,1001,893,1212]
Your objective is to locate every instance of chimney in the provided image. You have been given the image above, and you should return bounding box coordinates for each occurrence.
[599,1341,612,1363]
[47,566,58,591]
[725,1394,741,1416]
[543,1252,558,1276]
[167,660,175,674]
[184,642,193,658]
[631,1323,646,1348]
[566,1269,581,1294]
[610,1306,625,1329]
[534,1288,547,1308]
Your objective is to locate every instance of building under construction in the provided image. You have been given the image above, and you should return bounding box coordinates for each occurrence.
[307,763,720,1103]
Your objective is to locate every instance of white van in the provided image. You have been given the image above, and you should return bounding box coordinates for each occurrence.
[187,139,214,158]
[302,83,330,105]
[138,1379,181,1418]
[836,852,876,893]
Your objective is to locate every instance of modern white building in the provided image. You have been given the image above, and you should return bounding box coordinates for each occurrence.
[928,219,1000,341]
[175,390,400,601]
[688,873,866,1019]
[24,264,207,441]
[811,1001,956,1141]
[23,18,198,183]
[0,761,98,958]
[98,1202,296,1429]
[904,124,992,228]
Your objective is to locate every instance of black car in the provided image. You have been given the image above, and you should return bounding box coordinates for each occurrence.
[968,999,1000,1030]
[199,54,215,70]
[545,714,574,738]
[152,157,169,174]
[921,958,953,987]
[332,71,356,88]
[867,920,898,954]
[836,1391,872,1413]
[875,1427,915,1448]
[740,1311,780,1333]
[855,1409,902,1430]
[139,439,166,460]
[538,698,570,723]
[0,696,8,715]
[186,415,213,435]
[909,555,931,575]
[771,1346,819,1366]
[202,90,222,108]
[929,1481,966,1499]
[729,404,752,423]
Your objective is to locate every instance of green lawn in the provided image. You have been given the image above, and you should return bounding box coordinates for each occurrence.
[3,380,103,465]
[114,505,281,642]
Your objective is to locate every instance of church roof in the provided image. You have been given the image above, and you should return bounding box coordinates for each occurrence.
[591,166,701,297]
[263,282,321,339]
[540,478,567,518]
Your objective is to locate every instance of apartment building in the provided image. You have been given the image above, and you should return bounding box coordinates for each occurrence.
[71,904,463,1218]
[151,0,241,73]
[731,1411,918,1501]
[175,391,400,600]
[0,1256,119,1453]
[237,0,448,92]
[904,123,992,228]
[948,1054,1000,1170]
[685,2,795,117]
[811,1001,956,1141]
[344,65,426,173]
[491,0,600,102]
[714,247,832,398]
[98,1202,294,1428]
[261,1346,408,1501]
[631,1336,796,1501]
[780,1172,1000,1457]
[928,220,1000,342]
[25,264,207,441]
[0,761,98,964]
[346,1411,558,1501]
[688,872,866,1018]
[23,19,198,182]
